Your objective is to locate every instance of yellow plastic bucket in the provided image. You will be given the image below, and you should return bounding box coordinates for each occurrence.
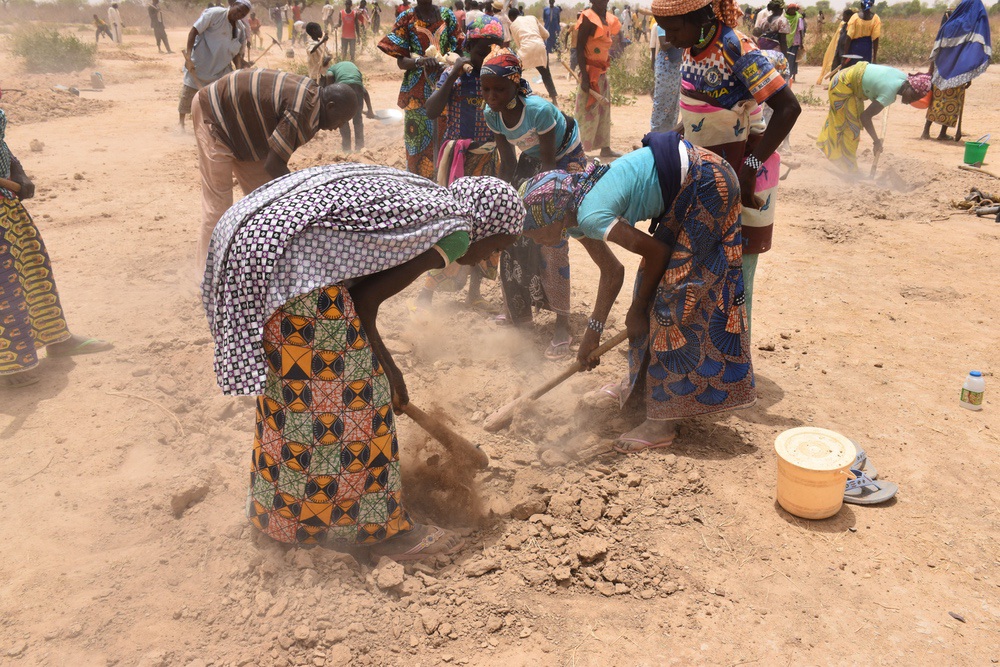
[774,427,857,520]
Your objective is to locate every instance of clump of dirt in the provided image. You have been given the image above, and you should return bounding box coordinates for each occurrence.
[1,88,112,125]
[400,423,486,529]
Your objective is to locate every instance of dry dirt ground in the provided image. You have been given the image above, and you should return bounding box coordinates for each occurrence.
[1,26,999,667]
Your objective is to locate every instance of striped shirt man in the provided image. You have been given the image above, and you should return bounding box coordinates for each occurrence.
[200,69,321,163]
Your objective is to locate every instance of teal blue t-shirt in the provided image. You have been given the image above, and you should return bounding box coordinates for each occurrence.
[860,64,907,107]
[570,147,669,241]
[484,95,580,160]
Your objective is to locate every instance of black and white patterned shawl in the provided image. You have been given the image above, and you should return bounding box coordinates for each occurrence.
[202,163,523,395]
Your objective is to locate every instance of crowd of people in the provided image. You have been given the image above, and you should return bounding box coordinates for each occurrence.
[2,0,991,561]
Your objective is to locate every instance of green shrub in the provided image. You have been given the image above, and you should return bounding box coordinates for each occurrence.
[607,42,654,97]
[873,17,936,65]
[803,16,1000,67]
[10,26,96,73]
[795,86,825,106]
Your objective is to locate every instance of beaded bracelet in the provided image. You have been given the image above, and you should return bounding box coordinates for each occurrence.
[587,318,605,335]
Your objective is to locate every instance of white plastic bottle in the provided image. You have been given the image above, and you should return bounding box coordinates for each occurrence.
[960,370,985,411]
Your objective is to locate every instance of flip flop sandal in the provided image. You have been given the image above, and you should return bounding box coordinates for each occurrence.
[843,469,898,505]
[597,382,622,398]
[544,338,573,360]
[582,381,622,408]
[849,441,879,480]
[46,337,113,358]
[385,526,465,563]
[612,436,675,455]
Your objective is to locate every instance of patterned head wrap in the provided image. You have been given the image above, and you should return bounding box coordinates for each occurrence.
[860,0,874,9]
[906,72,932,97]
[650,0,742,28]
[233,0,252,10]
[517,162,610,231]
[466,14,504,41]
[449,176,525,241]
[481,46,532,98]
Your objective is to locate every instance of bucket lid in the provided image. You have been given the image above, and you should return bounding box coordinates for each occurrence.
[774,427,857,472]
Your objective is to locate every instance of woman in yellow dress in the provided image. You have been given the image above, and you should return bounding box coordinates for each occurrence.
[843,0,880,63]
[817,64,928,171]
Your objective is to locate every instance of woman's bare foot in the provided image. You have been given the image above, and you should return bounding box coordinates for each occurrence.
[367,524,464,562]
[613,419,677,454]
[599,147,622,158]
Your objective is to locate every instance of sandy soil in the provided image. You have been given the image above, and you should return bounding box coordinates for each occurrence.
[2,27,999,667]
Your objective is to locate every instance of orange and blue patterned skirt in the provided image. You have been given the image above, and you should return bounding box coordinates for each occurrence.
[248,284,414,545]
[624,146,756,420]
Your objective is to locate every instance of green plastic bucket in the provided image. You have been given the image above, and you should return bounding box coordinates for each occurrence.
[964,140,989,166]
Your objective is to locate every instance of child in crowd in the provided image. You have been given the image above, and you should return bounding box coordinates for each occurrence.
[481,48,585,359]
[94,15,114,43]
[322,60,377,150]
[336,0,359,61]
[305,22,332,80]
[248,12,263,48]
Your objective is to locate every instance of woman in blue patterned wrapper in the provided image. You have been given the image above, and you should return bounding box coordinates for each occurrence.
[518,134,756,454]
[920,0,992,142]
[203,163,523,560]
[0,101,112,389]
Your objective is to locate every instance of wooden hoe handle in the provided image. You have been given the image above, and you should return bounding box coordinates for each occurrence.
[483,330,630,433]
[399,401,490,470]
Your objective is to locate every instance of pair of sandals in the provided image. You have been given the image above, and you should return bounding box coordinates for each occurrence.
[844,446,898,505]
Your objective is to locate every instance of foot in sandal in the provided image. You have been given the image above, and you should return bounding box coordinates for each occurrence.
[367,524,464,562]
[46,333,113,358]
[613,419,677,454]
[545,336,573,360]
[582,379,624,408]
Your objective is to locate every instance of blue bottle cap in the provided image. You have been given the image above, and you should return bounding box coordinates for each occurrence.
[970,370,982,377]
